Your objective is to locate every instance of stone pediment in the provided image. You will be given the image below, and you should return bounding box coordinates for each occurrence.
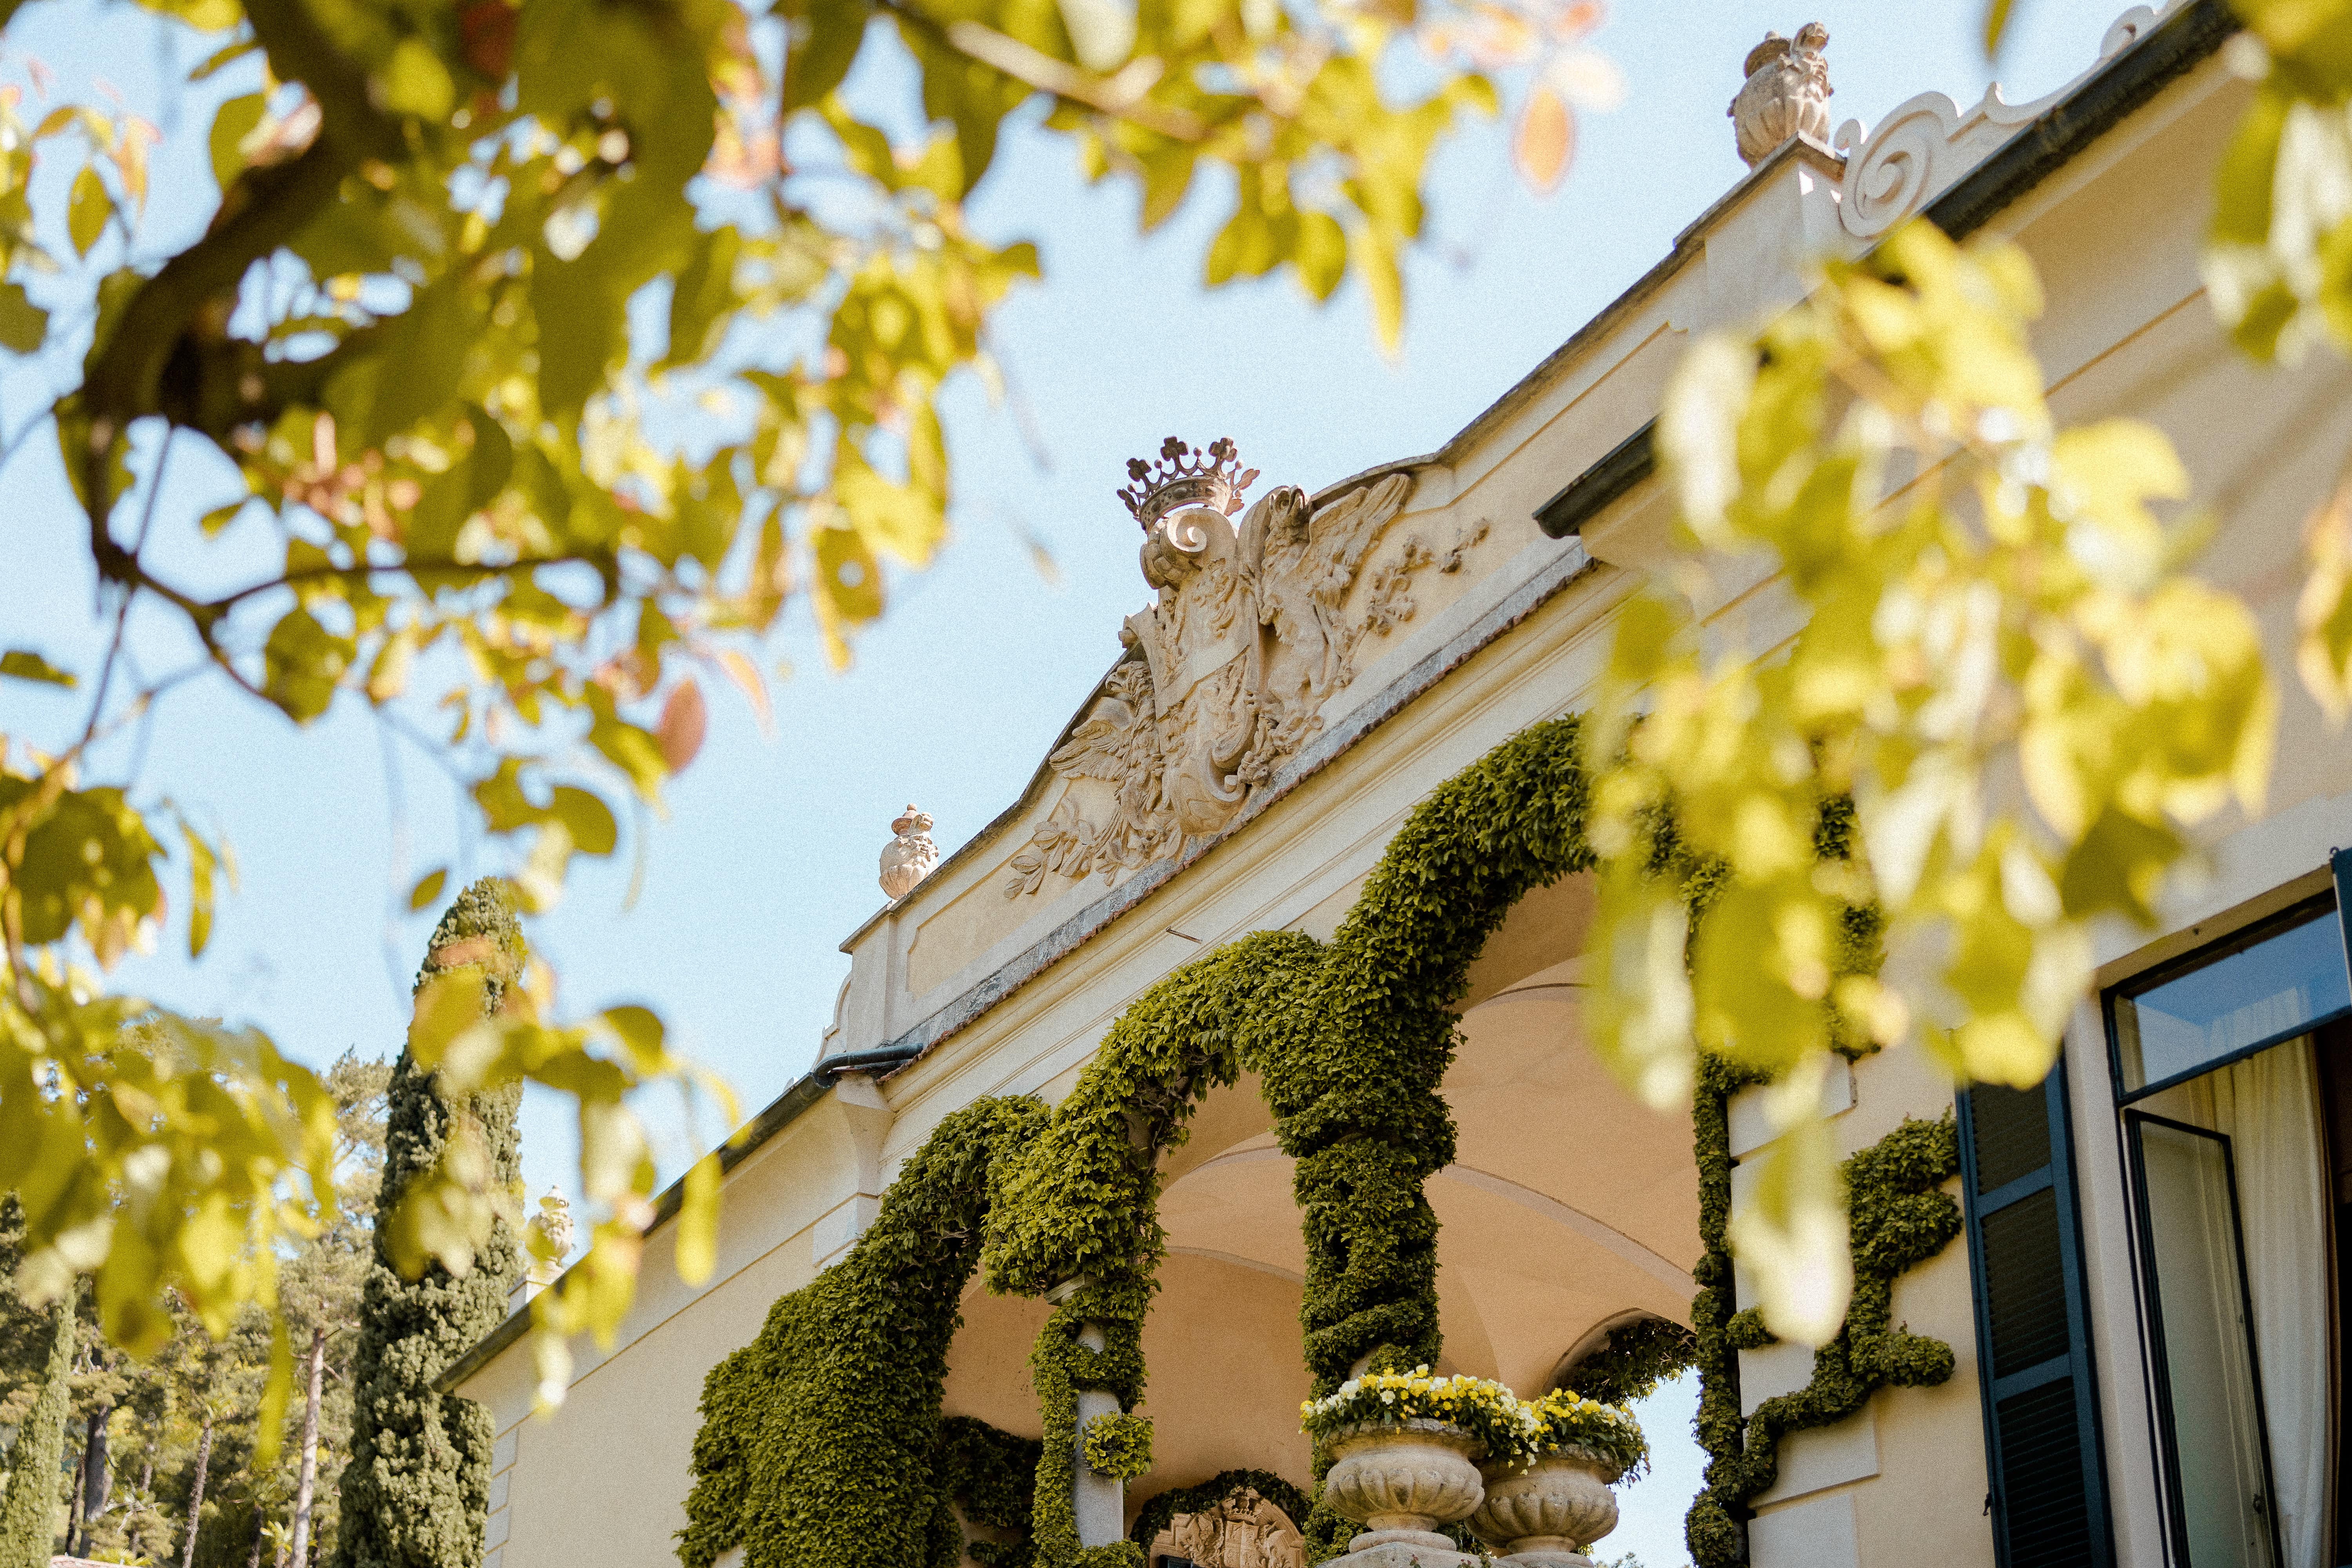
[1002,441,1433,902]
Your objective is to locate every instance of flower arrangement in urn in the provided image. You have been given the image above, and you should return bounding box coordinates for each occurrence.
[1470,1390,1647,1567]
[1300,1369,1645,1565]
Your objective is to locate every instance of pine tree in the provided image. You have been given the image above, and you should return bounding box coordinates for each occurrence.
[331,883,525,1568]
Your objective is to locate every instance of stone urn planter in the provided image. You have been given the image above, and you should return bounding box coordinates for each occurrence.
[1467,1446,1621,1567]
[1322,1419,1486,1557]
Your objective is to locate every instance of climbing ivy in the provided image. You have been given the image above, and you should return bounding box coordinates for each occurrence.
[1081,1414,1154,1483]
[983,932,1321,1568]
[1555,1317,1699,1408]
[937,1417,1043,1568]
[1683,1105,1964,1566]
[677,1096,1049,1568]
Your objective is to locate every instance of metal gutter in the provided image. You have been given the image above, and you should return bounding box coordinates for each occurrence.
[1534,0,2235,540]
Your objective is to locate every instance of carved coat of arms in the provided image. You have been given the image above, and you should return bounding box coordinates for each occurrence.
[1154,1489,1305,1568]
[1004,439,1425,900]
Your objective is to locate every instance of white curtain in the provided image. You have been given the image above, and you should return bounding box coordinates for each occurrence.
[2208,1039,2332,1568]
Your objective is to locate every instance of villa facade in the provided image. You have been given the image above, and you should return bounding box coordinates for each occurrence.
[439,5,2352,1566]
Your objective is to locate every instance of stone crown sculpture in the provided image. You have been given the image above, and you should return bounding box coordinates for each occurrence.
[880,804,939,900]
[1118,436,1261,531]
[1728,21,1831,168]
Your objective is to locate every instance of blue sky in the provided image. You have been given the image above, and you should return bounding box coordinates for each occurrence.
[0,0,2137,1556]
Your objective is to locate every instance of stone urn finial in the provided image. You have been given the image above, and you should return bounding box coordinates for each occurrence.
[1728,21,1831,167]
[880,804,939,900]
[525,1188,572,1288]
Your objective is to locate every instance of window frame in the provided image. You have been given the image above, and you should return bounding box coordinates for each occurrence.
[2121,1110,2287,1568]
[2105,892,2349,1107]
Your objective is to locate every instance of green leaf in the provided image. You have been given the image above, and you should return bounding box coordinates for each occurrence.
[1294,212,1346,303]
[0,648,75,686]
[208,93,267,195]
[588,710,668,801]
[129,0,243,31]
[1054,0,1133,72]
[547,787,618,856]
[781,0,872,118]
[602,1004,664,1069]
[191,36,260,79]
[180,817,218,957]
[833,444,944,564]
[261,607,353,724]
[364,276,480,444]
[1139,147,1198,232]
[674,1152,721,1285]
[67,165,110,258]
[532,251,624,422]
[0,281,46,353]
[1349,221,1404,355]
[663,226,742,370]
[381,37,458,121]
[408,867,450,911]
[1981,0,2015,57]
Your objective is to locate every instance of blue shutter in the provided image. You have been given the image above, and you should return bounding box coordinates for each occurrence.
[1957,1057,2114,1568]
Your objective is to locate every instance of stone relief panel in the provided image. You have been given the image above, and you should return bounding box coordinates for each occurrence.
[1004,440,1421,901]
[1150,1490,1306,1568]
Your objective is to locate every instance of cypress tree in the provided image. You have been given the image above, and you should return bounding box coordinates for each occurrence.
[332,881,526,1568]
[0,1299,74,1568]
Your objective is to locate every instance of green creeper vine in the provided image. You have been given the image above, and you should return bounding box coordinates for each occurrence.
[937,1417,1044,1568]
[677,1096,1049,1568]
[1082,1414,1154,1482]
[1683,1100,1964,1566]
[1555,1316,1699,1407]
[1126,1472,1311,1552]
[984,933,1322,1568]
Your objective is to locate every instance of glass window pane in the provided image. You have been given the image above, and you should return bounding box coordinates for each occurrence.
[2134,1120,2278,1568]
[2115,906,2349,1093]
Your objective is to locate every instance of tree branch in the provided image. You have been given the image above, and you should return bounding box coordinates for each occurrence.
[873,0,1208,142]
[76,0,406,579]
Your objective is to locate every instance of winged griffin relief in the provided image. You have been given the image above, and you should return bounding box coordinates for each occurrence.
[1004,438,1420,900]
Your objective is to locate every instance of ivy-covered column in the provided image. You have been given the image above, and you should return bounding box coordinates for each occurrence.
[1050,1279,1127,1547]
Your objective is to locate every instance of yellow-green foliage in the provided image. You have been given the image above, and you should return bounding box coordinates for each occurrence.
[1081,1414,1154,1483]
